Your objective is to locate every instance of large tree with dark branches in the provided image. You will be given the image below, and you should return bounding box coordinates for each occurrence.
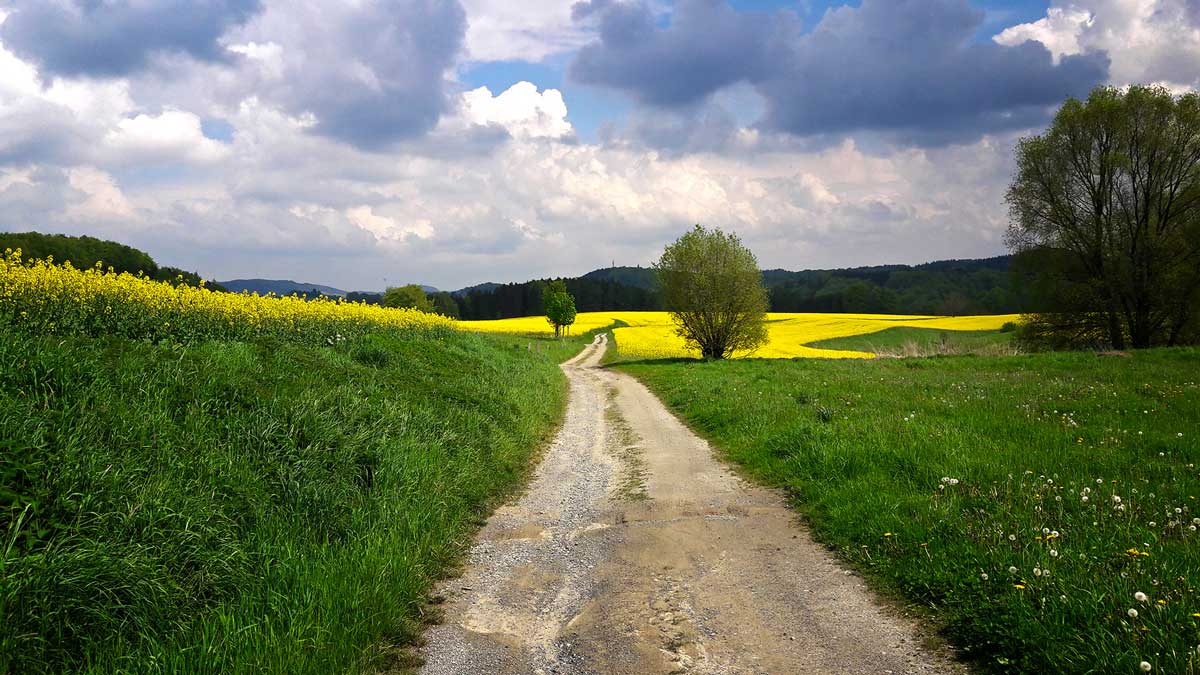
[1007,85,1200,349]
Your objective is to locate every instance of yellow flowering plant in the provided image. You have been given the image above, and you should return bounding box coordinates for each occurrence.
[0,249,454,345]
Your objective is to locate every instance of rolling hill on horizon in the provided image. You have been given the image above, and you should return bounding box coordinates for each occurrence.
[4,230,1022,316]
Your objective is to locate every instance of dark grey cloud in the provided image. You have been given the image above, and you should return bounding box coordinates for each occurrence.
[0,0,262,78]
[0,104,87,167]
[569,0,1109,145]
[252,0,467,148]
[756,0,1109,143]
[1185,0,1200,26]
[570,0,794,107]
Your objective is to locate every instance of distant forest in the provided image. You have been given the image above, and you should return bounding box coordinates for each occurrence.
[451,256,1029,319]
[2,231,1030,318]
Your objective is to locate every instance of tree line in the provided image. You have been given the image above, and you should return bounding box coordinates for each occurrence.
[0,232,224,291]
[435,257,1026,320]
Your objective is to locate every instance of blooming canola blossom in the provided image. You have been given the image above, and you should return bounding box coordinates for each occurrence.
[459,311,1021,359]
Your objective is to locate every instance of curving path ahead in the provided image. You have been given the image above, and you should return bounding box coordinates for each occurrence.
[418,334,964,675]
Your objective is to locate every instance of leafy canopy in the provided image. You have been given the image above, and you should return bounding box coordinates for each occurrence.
[655,225,768,359]
[381,284,434,313]
[1007,85,1200,349]
[543,279,577,337]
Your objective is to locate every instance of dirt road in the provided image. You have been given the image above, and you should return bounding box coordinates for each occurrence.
[418,334,964,675]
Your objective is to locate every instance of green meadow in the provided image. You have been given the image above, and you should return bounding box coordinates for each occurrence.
[0,326,590,675]
[618,348,1200,673]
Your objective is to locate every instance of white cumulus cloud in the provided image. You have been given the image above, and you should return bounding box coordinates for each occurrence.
[460,82,573,139]
[995,0,1200,91]
[104,110,230,164]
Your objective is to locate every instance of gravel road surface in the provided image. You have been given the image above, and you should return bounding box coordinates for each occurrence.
[418,334,965,675]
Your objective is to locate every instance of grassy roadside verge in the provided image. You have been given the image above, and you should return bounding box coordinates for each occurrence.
[0,327,589,675]
[808,326,1014,356]
[617,349,1200,673]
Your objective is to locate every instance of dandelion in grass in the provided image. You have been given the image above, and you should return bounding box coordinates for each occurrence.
[1136,591,1148,602]
[1129,608,1139,618]
[1141,662,1152,672]
[1008,566,1018,574]
[980,573,988,581]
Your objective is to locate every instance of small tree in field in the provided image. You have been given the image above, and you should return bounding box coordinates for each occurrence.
[381,284,434,313]
[543,280,577,337]
[655,225,768,359]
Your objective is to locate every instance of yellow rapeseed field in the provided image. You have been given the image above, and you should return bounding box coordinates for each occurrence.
[459,310,1020,359]
[3,248,1016,358]
[0,250,454,344]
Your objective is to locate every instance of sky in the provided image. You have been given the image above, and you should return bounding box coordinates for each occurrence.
[0,1,1197,291]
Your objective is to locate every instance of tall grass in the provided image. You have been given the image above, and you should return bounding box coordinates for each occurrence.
[0,326,578,674]
[808,326,1016,357]
[619,349,1200,673]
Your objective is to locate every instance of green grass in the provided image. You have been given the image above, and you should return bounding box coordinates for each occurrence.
[617,349,1200,673]
[809,326,1014,356]
[0,326,591,675]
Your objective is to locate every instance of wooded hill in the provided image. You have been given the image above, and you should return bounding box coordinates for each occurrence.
[0,231,1027,318]
[453,255,1026,319]
[0,232,222,290]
